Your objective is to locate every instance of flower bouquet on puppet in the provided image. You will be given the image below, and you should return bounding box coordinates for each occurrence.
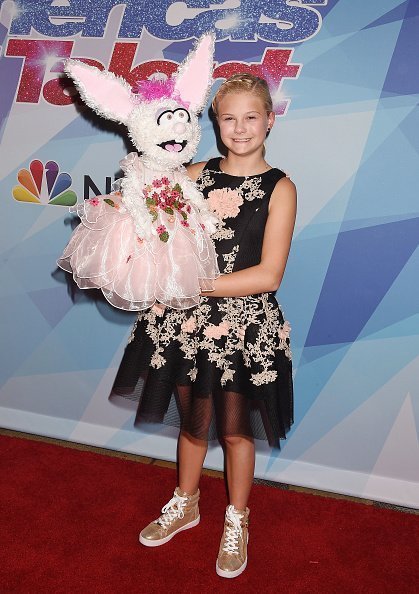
[57,33,220,311]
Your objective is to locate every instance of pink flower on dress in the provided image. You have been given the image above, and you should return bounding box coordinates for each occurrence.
[156,225,167,235]
[181,317,196,333]
[161,176,170,185]
[207,188,243,219]
[180,220,189,227]
[152,179,162,188]
[278,321,291,340]
[89,198,100,206]
[204,321,230,339]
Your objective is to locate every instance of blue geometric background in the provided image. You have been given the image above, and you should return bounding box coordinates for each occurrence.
[0,0,418,507]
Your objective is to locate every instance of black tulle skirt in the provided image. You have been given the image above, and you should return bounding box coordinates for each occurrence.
[110,293,293,448]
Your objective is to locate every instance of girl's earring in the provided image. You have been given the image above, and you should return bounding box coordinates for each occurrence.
[266,127,271,137]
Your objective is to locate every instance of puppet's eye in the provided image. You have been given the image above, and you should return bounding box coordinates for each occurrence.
[157,110,174,125]
[173,108,191,123]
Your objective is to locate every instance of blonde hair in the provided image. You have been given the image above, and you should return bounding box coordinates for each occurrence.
[211,73,273,116]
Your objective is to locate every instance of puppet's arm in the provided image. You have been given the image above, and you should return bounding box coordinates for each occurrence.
[119,154,155,240]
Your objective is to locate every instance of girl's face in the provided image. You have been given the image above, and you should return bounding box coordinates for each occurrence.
[216,91,275,158]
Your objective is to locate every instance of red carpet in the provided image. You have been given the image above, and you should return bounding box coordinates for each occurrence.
[1,434,418,593]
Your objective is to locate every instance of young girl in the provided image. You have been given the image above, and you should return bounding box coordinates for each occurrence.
[111,73,297,578]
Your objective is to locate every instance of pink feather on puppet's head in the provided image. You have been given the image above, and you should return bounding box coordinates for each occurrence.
[131,78,190,109]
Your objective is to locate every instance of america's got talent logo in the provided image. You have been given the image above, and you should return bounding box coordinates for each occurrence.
[0,0,332,116]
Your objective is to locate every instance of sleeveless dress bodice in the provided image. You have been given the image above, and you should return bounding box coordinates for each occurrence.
[198,157,286,273]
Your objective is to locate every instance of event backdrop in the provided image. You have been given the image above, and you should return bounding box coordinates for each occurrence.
[0,0,418,508]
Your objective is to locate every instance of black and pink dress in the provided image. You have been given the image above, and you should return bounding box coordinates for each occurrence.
[110,157,294,448]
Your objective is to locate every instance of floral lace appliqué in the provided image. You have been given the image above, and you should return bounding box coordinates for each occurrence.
[132,293,291,388]
[207,188,243,219]
[195,168,215,191]
[211,226,235,241]
[223,245,239,274]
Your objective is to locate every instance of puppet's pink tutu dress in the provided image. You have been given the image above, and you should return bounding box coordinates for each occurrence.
[58,154,219,311]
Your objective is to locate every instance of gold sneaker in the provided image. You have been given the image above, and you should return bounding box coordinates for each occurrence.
[216,505,250,578]
[139,487,200,547]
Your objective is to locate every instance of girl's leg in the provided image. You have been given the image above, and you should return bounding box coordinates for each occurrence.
[216,435,254,578]
[215,389,255,509]
[139,386,211,547]
[178,431,208,494]
[224,435,255,509]
[215,392,254,578]
[176,385,212,495]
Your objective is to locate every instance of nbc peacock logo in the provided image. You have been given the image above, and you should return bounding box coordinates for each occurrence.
[12,160,78,206]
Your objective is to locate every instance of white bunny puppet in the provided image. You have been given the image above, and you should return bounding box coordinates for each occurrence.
[58,34,220,311]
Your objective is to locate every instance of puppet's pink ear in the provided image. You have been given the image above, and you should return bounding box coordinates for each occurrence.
[173,33,215,114]
[65,60,134,124]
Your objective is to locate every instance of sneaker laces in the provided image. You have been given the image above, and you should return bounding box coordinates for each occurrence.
[222,505,244,554]
[155,491,188,529]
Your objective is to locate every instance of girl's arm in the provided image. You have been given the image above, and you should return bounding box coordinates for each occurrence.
[203,177,297,297]
[186,161,207,180]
